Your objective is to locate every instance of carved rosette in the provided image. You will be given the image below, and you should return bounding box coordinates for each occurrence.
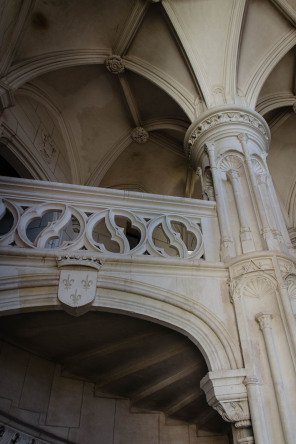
[131,126,149,144]
[105,55,125,74]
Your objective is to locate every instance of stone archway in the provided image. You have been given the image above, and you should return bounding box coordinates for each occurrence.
[0,309,235,444]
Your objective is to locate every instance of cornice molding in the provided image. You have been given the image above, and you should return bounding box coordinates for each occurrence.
[0,176,218,219]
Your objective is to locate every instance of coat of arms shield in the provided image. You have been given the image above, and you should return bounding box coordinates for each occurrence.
[58,269,97,316]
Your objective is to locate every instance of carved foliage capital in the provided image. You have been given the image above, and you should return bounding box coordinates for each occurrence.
[237,133,249,145]
[214,400,251,428]
[256,312,273,330]
[200,370,251,429]
[227,169,240,182]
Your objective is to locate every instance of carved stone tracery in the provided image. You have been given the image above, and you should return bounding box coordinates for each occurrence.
[0,199,204,260]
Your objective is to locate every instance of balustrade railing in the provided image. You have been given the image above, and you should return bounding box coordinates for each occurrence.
[0,177,220,262]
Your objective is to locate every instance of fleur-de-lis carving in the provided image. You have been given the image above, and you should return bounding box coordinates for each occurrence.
[81,274,93,291]
[63,274,74,290]
[70,289,81,304]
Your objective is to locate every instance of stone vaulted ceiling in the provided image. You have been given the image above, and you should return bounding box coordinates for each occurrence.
[0,0,296,438]
[0,0,295,217]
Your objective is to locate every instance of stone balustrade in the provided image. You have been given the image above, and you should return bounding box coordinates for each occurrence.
[0,177,220,262]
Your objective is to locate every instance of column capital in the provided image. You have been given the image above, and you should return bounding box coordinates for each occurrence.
[184,105,270,169]
[227,169,240,182]
[256,312,273,330]
[237,133,249,145]
[204,142,215,154]
[200,369,251,429]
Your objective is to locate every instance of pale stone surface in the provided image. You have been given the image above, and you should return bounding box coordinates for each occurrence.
[1,2,296,443]
[68,383,115,444]
[113,400,159,444]
[0,342,28,405]
[19,355,55,413]
[46,366,84,428]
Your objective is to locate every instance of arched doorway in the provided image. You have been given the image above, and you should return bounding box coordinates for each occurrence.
[0,310,233,443]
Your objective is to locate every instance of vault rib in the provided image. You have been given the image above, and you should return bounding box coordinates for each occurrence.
[95,343,189,389]
[131,363,200,404]
[165,390,203,417]
[113,0,150,56]
[62,330,156,365]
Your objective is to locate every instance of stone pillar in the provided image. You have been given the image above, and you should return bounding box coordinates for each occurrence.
[205,142,235,259]
[256,173,282,250]
[229,282,272,444]
[184,105,293,260]
[227,169,255,253]
[238,133,274,250]
[256,312,296,444]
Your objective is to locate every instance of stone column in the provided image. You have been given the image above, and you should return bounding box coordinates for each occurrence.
[256,173,281,250]
[184,105,293,259]
[229,285,272,444]
[238,133,273,250]
[256,312,296,443]
[205,142,235,259]
[227,169,255,253]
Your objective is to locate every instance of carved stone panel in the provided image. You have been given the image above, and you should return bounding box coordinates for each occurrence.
[36,124,58,168]
[58,269,97,316]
